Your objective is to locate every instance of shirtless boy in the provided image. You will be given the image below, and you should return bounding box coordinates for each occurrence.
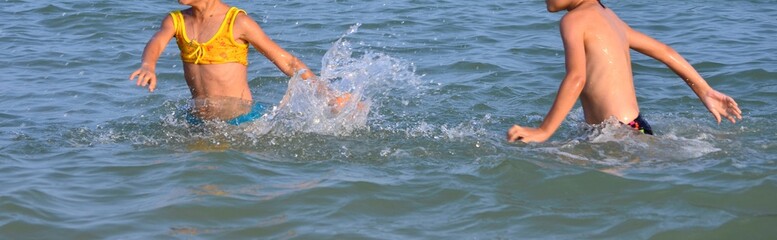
[130,0,345,125]
[507,0,742,143]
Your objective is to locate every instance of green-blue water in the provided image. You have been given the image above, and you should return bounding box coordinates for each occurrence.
[1,0,776,239]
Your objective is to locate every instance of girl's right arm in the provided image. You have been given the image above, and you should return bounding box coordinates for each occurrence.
[129,15,176,92]
[234,13,315,80]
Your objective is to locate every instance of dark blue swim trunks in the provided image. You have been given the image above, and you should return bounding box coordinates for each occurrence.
[625,114,653,135]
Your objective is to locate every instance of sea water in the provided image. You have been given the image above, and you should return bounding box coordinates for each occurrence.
[1,0,775,239]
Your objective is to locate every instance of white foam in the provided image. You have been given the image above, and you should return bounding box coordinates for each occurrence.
[535,116,723,174]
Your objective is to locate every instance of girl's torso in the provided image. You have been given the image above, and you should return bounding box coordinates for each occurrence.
[172,6,254,119]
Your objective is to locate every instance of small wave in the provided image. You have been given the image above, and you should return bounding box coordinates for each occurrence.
[534,116,725,175]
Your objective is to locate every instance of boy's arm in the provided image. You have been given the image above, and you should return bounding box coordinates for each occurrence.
[129,15,176,92]
[626,27,742,123]
[508,17,587,143]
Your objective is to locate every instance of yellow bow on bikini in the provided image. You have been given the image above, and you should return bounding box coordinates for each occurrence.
[189,40,206,64]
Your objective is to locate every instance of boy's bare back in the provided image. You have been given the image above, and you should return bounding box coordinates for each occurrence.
[563,2,640,124]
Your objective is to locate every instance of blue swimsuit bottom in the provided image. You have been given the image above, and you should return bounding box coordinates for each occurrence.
[185,102,266,126]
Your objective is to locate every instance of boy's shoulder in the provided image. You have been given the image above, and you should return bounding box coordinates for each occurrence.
[561,5,599,21]
[559,5,607,31]
[559,9,591,31]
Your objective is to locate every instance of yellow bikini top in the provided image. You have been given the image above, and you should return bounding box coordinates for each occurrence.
[170,7,249,65]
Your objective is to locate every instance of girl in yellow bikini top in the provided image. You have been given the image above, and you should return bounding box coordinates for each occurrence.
[169,7,249,65]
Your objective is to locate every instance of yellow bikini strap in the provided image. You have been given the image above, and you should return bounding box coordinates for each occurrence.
[169,10,185,36]
[226,7,246,36]
[225,7,243,22]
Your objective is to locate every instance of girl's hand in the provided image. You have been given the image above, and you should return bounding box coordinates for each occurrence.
[129,66,157,92]
[328,93,351,114]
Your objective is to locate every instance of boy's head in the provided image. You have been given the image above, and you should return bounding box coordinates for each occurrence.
[545,0,572,12]
[546,0,599,12]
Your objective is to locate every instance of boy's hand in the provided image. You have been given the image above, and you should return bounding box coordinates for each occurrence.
[129,66,158,92]
[507,125,550,143]
[701,89,742,124]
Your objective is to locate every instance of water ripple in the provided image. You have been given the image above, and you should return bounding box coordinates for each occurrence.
[1,0,775,238]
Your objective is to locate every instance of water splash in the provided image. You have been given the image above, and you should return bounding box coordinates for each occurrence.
[253,23,422,137]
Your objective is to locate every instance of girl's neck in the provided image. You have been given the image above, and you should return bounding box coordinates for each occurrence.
[189,1,228,19]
